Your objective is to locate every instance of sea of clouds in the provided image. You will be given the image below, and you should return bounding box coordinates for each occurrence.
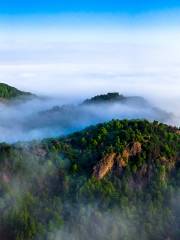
[0,26,179,142]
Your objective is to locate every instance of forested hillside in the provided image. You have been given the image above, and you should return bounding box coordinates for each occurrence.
[0,83,32,100]
[0,120,180,240]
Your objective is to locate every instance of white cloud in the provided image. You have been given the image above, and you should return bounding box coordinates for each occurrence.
[0,25,179,131]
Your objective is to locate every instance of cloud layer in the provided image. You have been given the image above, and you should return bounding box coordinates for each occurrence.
[0,25,179,143]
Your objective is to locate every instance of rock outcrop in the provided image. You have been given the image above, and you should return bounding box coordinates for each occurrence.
[176,130,180,135]
[93,142,142,180]
[93,153,117,180]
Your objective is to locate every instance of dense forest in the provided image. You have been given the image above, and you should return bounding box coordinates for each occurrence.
[0,83,32,100]
[0,119,179,240]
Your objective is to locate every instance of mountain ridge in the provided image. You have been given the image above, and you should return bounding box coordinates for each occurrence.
[0,119,180,239]
[0,83,34,102]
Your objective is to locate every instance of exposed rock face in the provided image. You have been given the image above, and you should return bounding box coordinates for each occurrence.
[176,130,180,135]
[93,142,142,180]
[129,142,142,155]
[93,153,117,180]
[117,141,142,167]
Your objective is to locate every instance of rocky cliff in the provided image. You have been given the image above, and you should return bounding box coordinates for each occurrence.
[93,142,142,180]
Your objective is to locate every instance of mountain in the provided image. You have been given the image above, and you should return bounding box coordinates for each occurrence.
[0,83,33,102]
[0,90,175,143]
[82,92,127,104]
[0,119,179,240]
[82,92,148,107]
[28,92,172,131]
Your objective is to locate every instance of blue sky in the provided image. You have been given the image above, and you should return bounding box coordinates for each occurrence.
[0,0,179,30]
[0,0,180,125]
[0,0,180,15]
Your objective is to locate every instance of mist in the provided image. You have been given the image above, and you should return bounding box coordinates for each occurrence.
[0,23,180,142]
[0,6,180,240]
[0,91,177,143]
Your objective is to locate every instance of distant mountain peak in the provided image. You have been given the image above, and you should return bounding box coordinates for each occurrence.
[82,92,150,107]
[83,92,126,104]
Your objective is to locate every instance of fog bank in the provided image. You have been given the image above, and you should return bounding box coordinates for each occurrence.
[0,93,178,143]
[0,27,179,142]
